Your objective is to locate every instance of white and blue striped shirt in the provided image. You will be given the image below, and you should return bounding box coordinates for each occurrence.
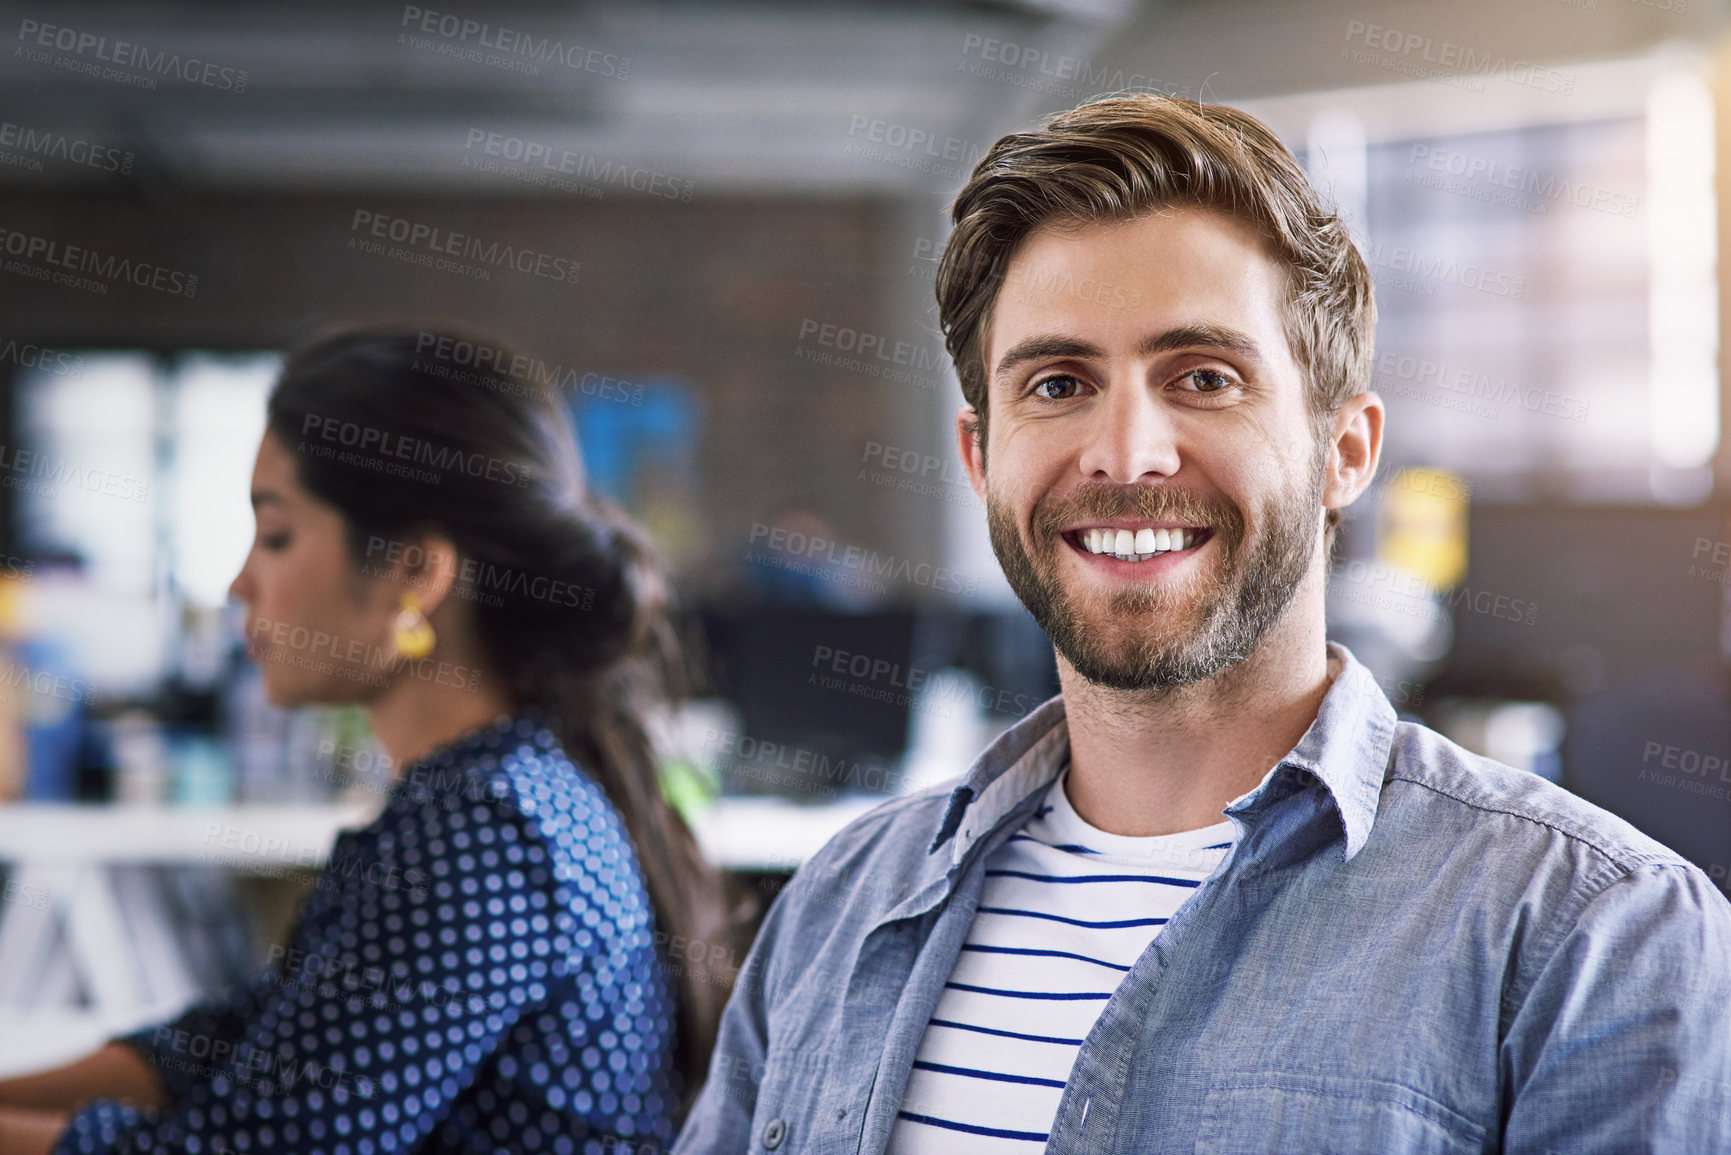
[888,768,1236,1152]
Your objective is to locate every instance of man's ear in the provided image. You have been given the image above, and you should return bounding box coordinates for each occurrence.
[1322,391,1385,515]
[956,407,987,503]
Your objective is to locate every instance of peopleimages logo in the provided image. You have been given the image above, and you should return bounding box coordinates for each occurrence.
[413,331,644,406]
[0,441,149,502]
[461,130,694,202]
[0,337,82,377]
[842,116,987,182]
[151,1026,378,1100]
[0,661,97,706]
[1361,239,1526,300]
[747,522,979,597]
[702,727,904,796]
[15,19,249,92]
[0,226,198,298]
[0,121,134,175]
[248,614,483,692]
[1372,350,1589,423]
[1342,20,1576,95]
[1407,144,1639,220]
[299,412,533,487]
[808,643,1045,720]
[1328,561,1539,627]
[957,33,1188,98]
[796,318,947,375]
[347,210,582,285]
[398,6,630,79]
[361,535,596,611]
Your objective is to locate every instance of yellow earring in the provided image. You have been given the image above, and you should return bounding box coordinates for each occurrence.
[392,593,436,661]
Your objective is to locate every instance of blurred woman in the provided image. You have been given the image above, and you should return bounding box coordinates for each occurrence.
[0,324,735,1154]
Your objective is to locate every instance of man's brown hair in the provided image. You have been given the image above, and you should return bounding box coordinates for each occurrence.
[936,93,1377,551]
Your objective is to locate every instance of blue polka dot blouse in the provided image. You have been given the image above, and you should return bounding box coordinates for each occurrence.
[54,711,680,1154]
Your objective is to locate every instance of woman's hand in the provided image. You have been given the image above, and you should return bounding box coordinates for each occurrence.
[0,1043,166,1114]
[0,1104,69,1155]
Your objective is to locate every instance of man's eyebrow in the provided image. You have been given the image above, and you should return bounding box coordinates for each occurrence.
[992,324,1267,386]
[992,335,1105,383]
[250,491,284,510]
[1138,324,1265,364]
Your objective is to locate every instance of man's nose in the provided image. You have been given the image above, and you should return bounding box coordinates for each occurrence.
[1075,377,1182,483]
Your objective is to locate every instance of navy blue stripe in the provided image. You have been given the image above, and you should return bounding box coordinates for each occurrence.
[896,1111,1049,1143]
[1203,841,1233,849]
[912,1060,1066,1089]
[1009,833,1099,854]
[961,943,1130,971]
[977,906,1167,930]
[928,1018,1085,1046]
[946,981,1110,1001]
[986,868,1201,888]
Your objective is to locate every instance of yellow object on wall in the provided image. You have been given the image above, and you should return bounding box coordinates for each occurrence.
[1375,468,1470,592]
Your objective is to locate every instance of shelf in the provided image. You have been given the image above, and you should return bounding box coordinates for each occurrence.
[0,802,384,868]
[0,794,898,873]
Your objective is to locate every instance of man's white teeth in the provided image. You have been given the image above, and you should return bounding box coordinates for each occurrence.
[1080,527,1196,560]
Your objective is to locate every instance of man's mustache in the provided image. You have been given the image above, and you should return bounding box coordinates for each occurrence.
[1029,484,1243,542]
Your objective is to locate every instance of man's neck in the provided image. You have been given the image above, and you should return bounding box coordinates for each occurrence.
[1057,603,1336,838]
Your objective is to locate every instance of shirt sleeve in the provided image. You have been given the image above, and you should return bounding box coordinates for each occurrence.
[52,799,578,1155]
[671,870,800,1154]
[1500,861,1731,1153]
[109,966,284,1103]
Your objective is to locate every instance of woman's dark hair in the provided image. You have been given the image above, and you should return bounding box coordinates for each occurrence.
[265,321,735,1114]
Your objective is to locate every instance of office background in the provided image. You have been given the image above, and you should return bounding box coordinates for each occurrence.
[0,0,1727,1074]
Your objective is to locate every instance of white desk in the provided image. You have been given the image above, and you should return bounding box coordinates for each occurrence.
[0,802,385,867]
[0,802,384,1072]
[0,792,886,874]
[0,794,887,1076]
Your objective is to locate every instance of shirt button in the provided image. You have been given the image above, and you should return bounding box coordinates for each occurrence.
[763,1118,787,1149]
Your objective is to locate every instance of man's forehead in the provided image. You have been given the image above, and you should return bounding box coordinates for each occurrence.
[984,211,1293,373]
[1011,204,1274,266]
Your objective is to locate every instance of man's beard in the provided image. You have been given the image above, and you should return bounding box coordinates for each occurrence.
[986,441,1327,693]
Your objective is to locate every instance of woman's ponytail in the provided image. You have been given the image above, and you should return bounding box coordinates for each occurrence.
[494,500,737,1110]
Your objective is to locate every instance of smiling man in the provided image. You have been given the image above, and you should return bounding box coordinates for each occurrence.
[673,95,1731,1154]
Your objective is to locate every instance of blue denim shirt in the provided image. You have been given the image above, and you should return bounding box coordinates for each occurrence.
[675,642,1731,1154]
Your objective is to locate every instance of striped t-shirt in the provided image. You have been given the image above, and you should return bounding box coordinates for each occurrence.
[888,768,1237,1152]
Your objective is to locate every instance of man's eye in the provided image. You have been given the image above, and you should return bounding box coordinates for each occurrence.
[259,533,290,552]
[1182,368,1236,393]
[1032,375,1082,400]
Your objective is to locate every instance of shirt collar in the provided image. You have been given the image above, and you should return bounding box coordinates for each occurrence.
[385,708,551,813]
[929,640,1398,866]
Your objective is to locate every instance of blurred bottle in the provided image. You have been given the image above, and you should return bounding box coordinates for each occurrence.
[16,634,88,802]
[110,709,170,805]
[0,573,27,800]
[0,569,104,802]
[171,726,234,805]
